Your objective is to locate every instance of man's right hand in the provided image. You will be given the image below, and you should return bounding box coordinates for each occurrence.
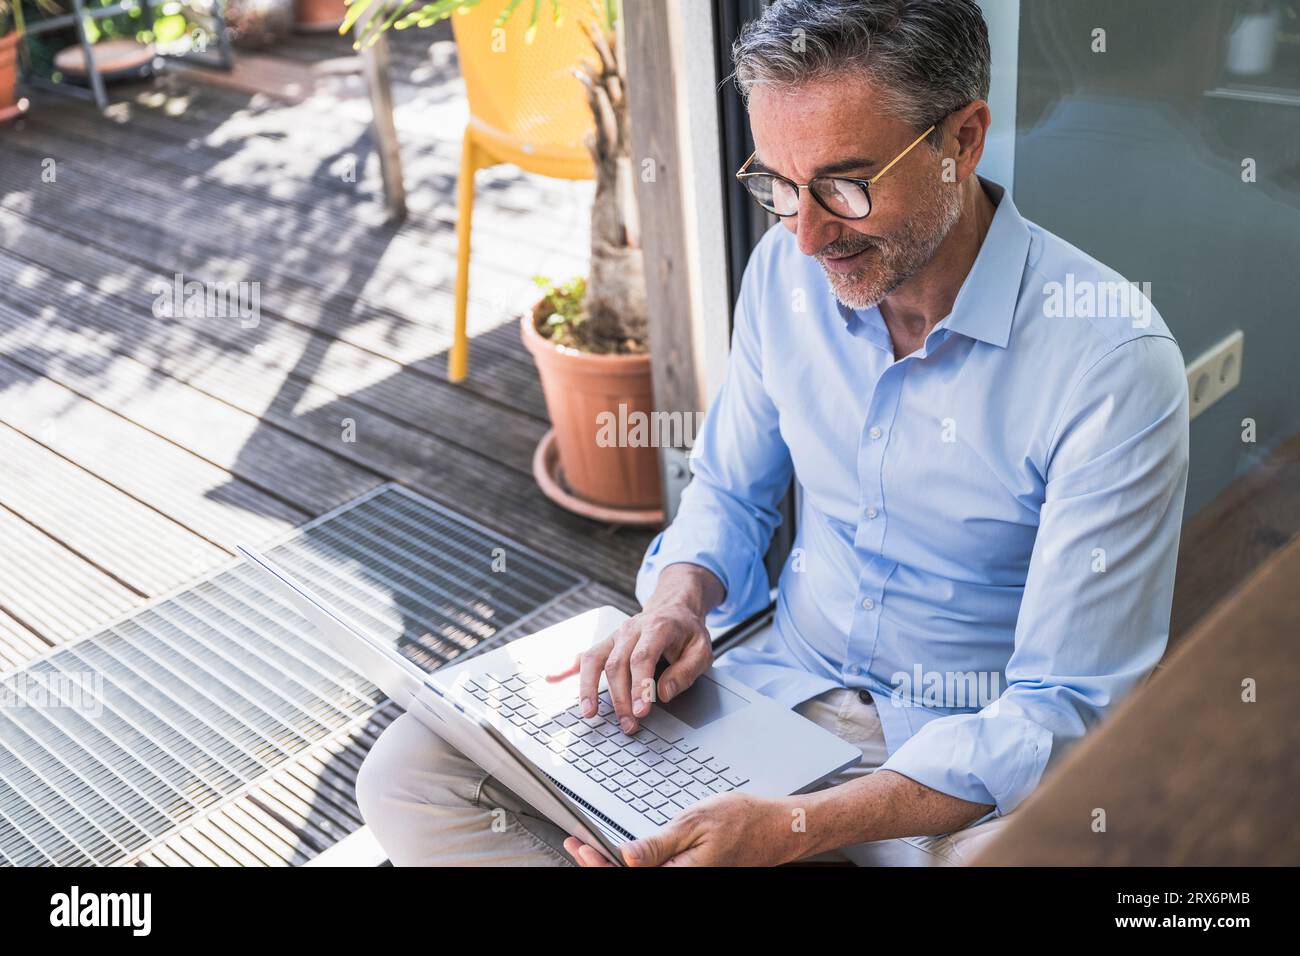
[546,564,724,734]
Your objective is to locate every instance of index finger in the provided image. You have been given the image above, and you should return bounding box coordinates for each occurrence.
[628,625,675,719]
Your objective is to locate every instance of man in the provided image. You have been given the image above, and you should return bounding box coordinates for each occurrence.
[356,0,1189,867]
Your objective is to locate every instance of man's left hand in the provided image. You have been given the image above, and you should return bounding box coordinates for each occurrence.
[562,792,796,867]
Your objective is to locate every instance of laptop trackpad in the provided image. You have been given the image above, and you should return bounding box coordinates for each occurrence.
[659,674,748,729]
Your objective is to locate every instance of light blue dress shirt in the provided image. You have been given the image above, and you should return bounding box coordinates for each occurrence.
[636,180,1189,816]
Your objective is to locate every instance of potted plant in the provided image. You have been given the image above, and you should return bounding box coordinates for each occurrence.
[346,0,660,522]
[1,0,26,123]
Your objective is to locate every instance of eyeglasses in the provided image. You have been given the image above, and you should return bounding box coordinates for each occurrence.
[735,124,936,220]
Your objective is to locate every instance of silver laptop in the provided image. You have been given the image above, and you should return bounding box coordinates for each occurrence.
[238,545,860,865]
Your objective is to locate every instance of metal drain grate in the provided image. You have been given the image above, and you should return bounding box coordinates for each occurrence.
[0,484,588,866]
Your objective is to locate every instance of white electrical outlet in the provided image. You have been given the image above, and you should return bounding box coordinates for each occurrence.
[1185,330,1244,421]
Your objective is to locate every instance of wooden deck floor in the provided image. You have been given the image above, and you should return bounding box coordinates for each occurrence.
[0,26,653,671]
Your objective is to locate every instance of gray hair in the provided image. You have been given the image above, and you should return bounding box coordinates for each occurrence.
[732,0,991,137]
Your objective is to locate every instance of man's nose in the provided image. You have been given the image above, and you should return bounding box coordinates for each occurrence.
[793,189,839,257]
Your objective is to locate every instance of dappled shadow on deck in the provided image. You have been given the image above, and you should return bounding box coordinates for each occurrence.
[0,25,652,865]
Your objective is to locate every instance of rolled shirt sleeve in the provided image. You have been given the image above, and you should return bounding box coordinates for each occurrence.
[880,335,1190,813]
[636,234,793,625]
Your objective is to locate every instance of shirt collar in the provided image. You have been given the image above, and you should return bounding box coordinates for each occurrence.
[835,177,1031,350]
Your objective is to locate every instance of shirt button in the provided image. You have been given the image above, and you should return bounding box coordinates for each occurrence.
[866,506,878,519]
[847,664,861,676]
[858,690,872,705]
[861,598,875,610]
[869,426,882,440]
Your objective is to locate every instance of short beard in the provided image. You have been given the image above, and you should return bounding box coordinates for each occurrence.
[817,177,965,312]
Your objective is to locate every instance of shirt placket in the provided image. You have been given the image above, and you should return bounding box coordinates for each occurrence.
[846,357,908,684]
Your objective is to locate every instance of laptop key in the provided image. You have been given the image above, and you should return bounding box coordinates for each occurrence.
[629,782,652,799]
[625,760,652,777]
[631,799,650,813]
[686,782,713,801]
[647,739,673,754]
[609,751,636,768]
[723,770,749,787]
[641,753,666,768]
[612,771,637,788]
[661,749,688,764]
[641,770,665,788]
[647,808,668,826]
[669,770,693,787]
[678,757,702,774]
[709,779,732,794]
[600,779,619,792]
[644,793,669,809]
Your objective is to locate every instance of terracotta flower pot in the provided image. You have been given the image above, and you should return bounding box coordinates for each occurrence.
[294,0,346,31]
[0,33,19,119]
[521,313,663,515]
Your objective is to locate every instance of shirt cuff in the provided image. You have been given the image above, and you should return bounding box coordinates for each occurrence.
[635,522,770,627]
[878,710,1055,815]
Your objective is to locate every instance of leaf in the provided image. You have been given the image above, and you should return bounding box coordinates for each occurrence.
[522,0,540,43]
[493,0,524,29]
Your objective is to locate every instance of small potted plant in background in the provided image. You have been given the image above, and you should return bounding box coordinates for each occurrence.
[347,0,660,523]
[1,0,27,123]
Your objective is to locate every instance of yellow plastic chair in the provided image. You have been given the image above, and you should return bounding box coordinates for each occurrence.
[449,4,596,382]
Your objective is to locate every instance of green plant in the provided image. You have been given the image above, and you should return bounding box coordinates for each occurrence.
[342,0,648,354]
[1,0,24,37]
[2,1,71,40]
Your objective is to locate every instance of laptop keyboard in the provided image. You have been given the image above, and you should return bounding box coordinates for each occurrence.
[462,669,749,827]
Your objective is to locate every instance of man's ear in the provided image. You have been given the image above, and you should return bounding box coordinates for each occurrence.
[945,100,991,182]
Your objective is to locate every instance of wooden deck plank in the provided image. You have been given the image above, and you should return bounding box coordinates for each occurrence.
[0,307,383,516]
[0,194,550,414]
[0,135,579,358]
[0,357,305,552]
[0,267,650,585]
[0,506,141,645]
[0,606,50,671]
[0,236,547,476]
[0,424,229,598]
[7,94,591,293]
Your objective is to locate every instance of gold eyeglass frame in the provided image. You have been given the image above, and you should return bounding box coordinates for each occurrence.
[735,124,937,220]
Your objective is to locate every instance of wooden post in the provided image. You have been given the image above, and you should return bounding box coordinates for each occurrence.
[361,21,407,223]
[624,0,705,516]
